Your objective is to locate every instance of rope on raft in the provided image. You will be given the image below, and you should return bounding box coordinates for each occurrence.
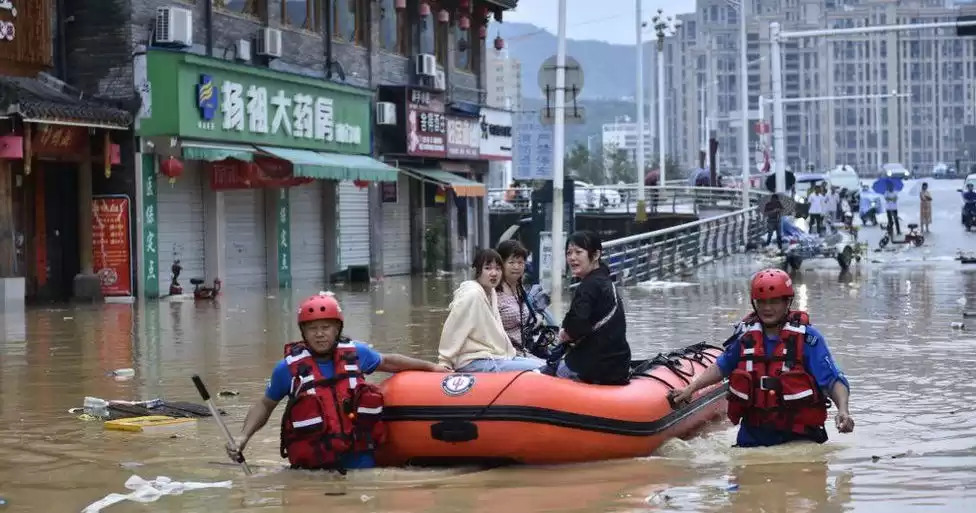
[630,342,723,390]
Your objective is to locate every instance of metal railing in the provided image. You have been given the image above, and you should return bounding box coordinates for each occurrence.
[559,188,770,288]
[488,185,760,216]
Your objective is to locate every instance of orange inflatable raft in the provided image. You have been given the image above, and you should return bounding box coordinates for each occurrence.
[376,342,728,466]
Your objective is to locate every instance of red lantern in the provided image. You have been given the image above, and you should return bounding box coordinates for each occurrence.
[478,25,487,39]
[159,156,184,184]
[353,179,370,189]
[394,0,406,9]
[493,35,505,51]
[419,1,430,16]
[437,9,449,23]
[459,0,470,8]
[479,6,489,19]
[459,15,470,30]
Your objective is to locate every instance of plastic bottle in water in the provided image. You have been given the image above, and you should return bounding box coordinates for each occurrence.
[83,396,110,418]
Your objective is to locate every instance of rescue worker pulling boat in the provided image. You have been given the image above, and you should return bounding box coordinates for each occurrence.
[669,268,854,446]
[227,292,450,472]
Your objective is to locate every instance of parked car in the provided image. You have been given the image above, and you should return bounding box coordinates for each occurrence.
[791,173,829,218]
[827,165,861,193]
[881,163,911,179]
[574,181,622,209]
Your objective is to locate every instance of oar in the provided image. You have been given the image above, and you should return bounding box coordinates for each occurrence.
[191,375,252,476]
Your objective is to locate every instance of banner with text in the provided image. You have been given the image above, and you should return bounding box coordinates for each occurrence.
[92,195,133,296]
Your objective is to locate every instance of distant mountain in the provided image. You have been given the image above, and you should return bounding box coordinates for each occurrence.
[486,22,643,100]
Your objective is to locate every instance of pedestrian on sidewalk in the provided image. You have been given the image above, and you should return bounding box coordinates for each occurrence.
[763,194,784,248]
[919,182,932,233]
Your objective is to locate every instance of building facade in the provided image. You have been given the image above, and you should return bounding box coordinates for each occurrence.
[0,0,135,308]
[60,0,514,298]
[484,47,520,189]
[600,117,655,167]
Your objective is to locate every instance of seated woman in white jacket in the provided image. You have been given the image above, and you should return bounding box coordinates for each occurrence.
[438,249,544,373]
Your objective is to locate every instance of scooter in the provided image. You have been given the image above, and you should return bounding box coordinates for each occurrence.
[963,202,976,232]
[878,222,924,249]
[191,278,222,300]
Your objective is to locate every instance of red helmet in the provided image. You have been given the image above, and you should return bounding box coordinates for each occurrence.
[750,268,795,301]
[297,293,344,325]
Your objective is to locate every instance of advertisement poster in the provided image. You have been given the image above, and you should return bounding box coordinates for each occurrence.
[92,195,133,296]
[446,116,481,159]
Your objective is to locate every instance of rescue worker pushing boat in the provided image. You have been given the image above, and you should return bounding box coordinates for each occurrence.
[670,269,854,447]
[227,293,449,472]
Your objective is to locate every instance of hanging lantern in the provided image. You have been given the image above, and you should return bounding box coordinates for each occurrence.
[419,1,430,16]
[394,0,406,9]
[353,179,370,189]
[459,0,470,9]
[459,15,470,30]
[437,9,449,23]
[478,25,487,39]
[478,6,489,19]
[493,34,505,51]
[159,156,184,184]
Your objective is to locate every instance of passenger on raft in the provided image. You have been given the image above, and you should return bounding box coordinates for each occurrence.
[227,293,449,472]
[496,240,536,355]
[438,248,544,372]
[670,268,855,447]
[553,230,631,385]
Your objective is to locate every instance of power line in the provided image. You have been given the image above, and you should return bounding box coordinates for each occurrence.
[506,11,634,43]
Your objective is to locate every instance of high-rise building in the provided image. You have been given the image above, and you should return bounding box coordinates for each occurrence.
[663,0,976,175]
[601,116,655,167]
[485,48,522,188]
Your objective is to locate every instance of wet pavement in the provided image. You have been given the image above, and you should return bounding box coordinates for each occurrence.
[2,177,976,512]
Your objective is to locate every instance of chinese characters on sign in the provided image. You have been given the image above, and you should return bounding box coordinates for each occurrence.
[32,125,87,157]
[196,75,362,146]
[141,155,159,297]
[479,107,513,160]
[275,189,291,289]
[0,0,15,42]
[92,196,133,296]
[513,111,554,181]
[445,116,481,159]
[406,88,447,158]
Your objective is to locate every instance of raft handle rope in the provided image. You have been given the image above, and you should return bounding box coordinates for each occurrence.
[471,369,537,420]
[631,342,723,389]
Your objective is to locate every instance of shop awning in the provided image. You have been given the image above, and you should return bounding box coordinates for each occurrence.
[182,141,256,162]
[257,146,399,182]
[402,168,486,197]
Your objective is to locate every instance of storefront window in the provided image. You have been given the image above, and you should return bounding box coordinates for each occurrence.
[454,24,470,71]
[281,0,321,32]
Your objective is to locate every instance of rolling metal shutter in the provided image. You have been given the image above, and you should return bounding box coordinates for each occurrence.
[156,165,205,287]
[338,182,370,269]
[289,182,328,286]
[381,174,412,276]
[223,189,267,290]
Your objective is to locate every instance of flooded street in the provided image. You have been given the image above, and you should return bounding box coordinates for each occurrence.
[3,178,976,512]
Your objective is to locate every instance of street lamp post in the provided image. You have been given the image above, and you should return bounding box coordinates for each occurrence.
[550,0,568,295]
[651,10,681,189]
[635,0,646,221]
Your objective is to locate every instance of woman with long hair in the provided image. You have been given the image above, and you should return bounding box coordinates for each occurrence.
[437,249,543,373]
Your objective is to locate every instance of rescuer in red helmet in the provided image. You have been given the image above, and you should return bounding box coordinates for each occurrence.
[228,292,450,472]
[669,269,854,447]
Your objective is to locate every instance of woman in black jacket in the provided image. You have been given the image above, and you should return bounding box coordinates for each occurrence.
[555,230,631,385]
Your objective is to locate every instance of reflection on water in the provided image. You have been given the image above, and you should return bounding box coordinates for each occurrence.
[3,256,976,511]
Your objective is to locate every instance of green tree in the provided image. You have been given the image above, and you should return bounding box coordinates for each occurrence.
[565,141,606,185]
[607,143,637,184]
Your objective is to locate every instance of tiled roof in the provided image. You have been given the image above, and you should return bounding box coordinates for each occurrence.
[0,75,133,129]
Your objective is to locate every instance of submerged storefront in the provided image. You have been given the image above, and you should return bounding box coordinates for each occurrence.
[134,50,397,298]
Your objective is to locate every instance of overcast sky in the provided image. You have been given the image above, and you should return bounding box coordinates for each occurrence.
[506,0,696,45]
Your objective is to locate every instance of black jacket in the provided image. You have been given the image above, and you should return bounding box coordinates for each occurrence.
[561,264,631,385]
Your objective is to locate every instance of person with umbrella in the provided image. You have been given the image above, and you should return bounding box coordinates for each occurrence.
[874,177,902,237]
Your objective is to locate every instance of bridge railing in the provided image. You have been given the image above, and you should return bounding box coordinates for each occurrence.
[489,185,759,216]
[560,188,771,288]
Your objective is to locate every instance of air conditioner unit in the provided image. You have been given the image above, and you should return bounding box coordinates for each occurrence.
[433,70,446,91]
[376,102,397,126]
[255,28,283,58]
[415,53,437,77]
[236,39,252,61]
[155,6,193,47]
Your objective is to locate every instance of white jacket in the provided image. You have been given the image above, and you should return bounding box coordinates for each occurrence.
[438,280,516,370]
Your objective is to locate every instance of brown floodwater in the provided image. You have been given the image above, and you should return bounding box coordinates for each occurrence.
[3,181,976,512]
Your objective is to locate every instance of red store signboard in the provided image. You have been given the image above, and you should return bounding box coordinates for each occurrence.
[209,157,313,190]
[445,116,481,159]
[406,89,447,158]
[92,195,133,296]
